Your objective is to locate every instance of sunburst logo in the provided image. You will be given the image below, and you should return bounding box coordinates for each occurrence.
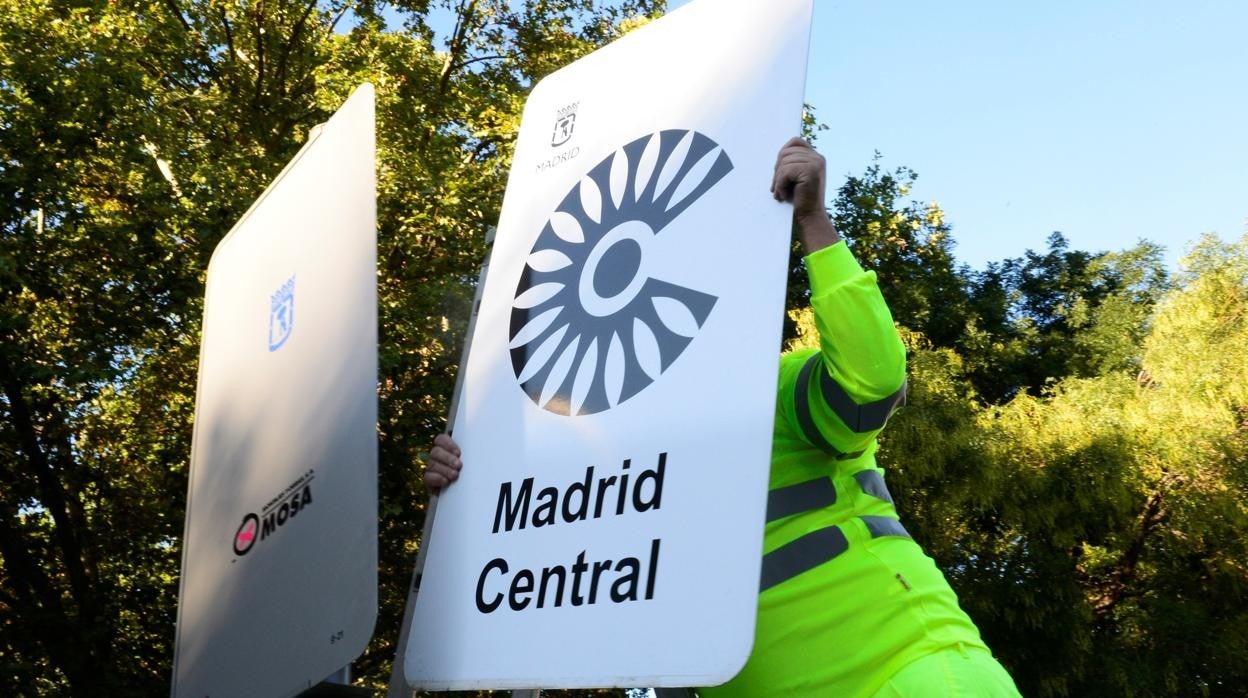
[509,129,733,416]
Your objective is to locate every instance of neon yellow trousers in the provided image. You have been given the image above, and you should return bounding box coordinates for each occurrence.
[700,531,1020,698]
[869,643,1020,697]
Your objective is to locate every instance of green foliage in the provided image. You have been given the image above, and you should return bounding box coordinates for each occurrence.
[879,234,1248,696]
[960,233,1171,402]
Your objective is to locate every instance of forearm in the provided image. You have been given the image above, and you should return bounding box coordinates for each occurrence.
[796,210,840,256]
[807,243,906,400]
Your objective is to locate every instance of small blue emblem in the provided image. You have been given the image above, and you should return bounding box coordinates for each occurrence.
[268,276,295,352]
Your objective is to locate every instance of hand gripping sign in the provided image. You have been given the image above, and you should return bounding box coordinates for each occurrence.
[400,0,813,690]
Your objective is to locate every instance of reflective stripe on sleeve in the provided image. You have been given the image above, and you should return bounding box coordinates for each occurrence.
[854,469,895,505]
[759,526,849,592]
[766,478,837,523]
[861,515,910,539]
[805,353,907,434]
[794,355,865,460]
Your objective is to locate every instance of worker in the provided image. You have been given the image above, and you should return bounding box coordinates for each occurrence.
[423,137,1020,697]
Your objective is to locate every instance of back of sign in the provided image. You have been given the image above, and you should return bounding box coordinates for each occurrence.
[172,84,377,698]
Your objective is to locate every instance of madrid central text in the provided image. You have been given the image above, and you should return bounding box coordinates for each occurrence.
[476,453,668,614]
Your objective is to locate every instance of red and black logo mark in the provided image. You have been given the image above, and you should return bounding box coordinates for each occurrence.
[233,513,260,556]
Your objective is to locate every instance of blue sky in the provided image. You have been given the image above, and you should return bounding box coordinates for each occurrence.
[669,0,1247,271]
[413,0,1247,271]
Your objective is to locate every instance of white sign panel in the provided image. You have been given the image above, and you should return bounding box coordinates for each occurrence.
[172,84,377,698]
[404,0,813,688]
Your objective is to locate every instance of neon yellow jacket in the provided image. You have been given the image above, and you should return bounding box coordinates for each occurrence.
[701,242,989,697]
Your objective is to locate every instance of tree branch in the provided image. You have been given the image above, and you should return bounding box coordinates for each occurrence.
[327,2,351,35]
[160,0,192,34]
[1092,471,1183,620]
[253,2,267,111]
[461,136,495,165]
[0,511,64,617]
[0,507,89,690]
[277,0,318,98]
[220,6,237,65]
[156,0,221,85]
[217,4,242,119]
[0,355,96,626]
[450,53,505,72]
[420,0,482,153]
[440,0,480,89]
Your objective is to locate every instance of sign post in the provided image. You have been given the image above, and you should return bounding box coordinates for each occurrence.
[172,84,378,698]
[398,0,813,690]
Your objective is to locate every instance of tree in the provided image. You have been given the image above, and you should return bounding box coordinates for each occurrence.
[961,234,1171,402]
[0,1,663,694]
[881,234,1248,696]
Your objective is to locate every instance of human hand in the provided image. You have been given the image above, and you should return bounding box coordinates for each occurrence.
[423,432,462,492]
[771,136,840,253]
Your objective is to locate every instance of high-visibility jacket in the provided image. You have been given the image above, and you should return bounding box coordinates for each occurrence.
[700,242,995,698]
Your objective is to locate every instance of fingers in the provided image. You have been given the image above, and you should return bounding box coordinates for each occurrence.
[771,137,809,194]
[433,432,461,457]
[771,137,824,203]
[424,465,457,490]
[773,158,821,201]
[423,433,463,491]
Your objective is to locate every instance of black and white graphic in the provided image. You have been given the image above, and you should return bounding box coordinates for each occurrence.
[552,103,578,147]
[508,129,734,415]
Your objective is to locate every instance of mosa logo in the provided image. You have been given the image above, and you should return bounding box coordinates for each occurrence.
[232,471,315,557]
[508,129,733,416]
[268,275,295,352]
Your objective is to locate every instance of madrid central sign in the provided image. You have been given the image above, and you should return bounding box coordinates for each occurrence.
[400,0,814,690]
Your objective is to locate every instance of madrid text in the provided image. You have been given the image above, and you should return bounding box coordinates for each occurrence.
[476,453,667,614]
[536,146,579,173]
